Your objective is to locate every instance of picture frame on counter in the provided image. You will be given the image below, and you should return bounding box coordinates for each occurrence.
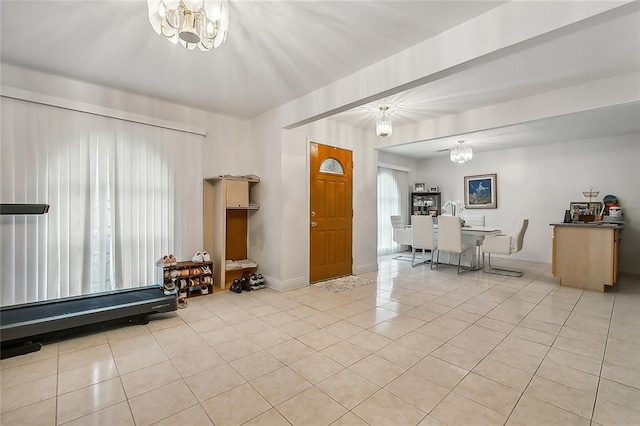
[414,183,425,192]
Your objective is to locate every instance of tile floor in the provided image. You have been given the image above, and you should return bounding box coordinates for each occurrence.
[1,254,639,425]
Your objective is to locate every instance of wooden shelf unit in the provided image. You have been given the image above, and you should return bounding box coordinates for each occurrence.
[411,192,441,217]
[204,175,260,289]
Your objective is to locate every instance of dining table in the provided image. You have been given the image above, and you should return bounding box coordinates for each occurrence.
[432,224,502,270]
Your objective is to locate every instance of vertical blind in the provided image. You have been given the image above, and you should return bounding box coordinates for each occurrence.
[377,166,409,255]
[0,97,203,306]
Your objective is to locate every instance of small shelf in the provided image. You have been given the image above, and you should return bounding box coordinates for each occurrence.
[157,260,214,298]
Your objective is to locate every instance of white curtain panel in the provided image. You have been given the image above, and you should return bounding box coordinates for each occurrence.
[0,97,203,306]
[376,166,409,255]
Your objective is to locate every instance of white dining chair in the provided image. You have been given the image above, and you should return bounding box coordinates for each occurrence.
[391,215,412,247]
[435,215,475,273]
[482,219,529,276]
[410,215,437,268]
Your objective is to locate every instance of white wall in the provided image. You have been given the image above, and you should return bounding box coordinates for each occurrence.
[408,134,639,274]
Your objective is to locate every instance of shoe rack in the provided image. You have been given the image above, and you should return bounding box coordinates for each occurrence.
[157,260,214,297]
[203,175,260,289]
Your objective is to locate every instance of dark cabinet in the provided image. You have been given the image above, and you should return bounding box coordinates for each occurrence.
[411,192,441,216]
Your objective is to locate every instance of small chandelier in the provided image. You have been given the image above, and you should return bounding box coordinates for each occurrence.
[147,0,229,51]
[450,140,473,163]
[376,106,392,137]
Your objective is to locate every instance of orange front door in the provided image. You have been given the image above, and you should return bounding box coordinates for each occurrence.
[309,142,353,283]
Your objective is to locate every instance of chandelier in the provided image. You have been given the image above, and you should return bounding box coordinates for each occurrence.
[147,0,229,51]
[376,106,392,137]
[450,140,473,163]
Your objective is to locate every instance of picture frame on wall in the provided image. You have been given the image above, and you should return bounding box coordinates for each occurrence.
[414,183,425,192]
[464,173,497,209]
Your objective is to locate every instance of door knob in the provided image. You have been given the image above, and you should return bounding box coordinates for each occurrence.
[311,221,318,227]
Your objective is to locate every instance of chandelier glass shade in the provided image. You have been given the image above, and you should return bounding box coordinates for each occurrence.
[376,106,392,137]
[450,141,473,163]
[147,0,229,51]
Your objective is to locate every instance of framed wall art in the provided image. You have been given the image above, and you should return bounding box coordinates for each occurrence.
[464,173,497,209]
[414,183,425,192]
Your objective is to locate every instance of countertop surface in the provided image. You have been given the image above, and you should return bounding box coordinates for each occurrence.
[550,222,624,228]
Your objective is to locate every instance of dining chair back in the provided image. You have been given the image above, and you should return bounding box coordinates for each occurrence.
[435,215,475,273]
[482,219,529,276]
[390,215,412,246]
[410,215,437,268]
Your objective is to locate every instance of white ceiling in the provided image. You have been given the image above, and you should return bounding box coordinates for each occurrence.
[0,0,506,119]
[1,1,638,160]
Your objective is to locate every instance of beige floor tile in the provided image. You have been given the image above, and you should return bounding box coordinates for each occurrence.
[184,363,245,401]
[592,396,640,426]
[331,412,369,426]
[553,335,606,361]
[507,393,590,426]
[201,382,271,425]
[375,340,426,369]
[430,343,484,370]
[417,414,448,426]
[385,371,449,413]
[349,354,405,387]
[188,315,227,334]
[536,358,599,395]
[448,324,506,356]
[155,333,210,359]
[431,392,506,426]
[129,380,197,426]
[113,346,169,375]
[120,360,181,398]
[106,323,151,343]
[109,333,159,358]
[472,358,532,392]
[353,389,426,426]
[0,375,57,414]
[170,347,226,378]
[199,325,243,346]
[454,372,521,416]
[322,341,371,367]
[410,355,468,389]
[0,397,56,426]
[248,326,293,348]
[601,362,640,390]
[0,356,58,390]
[247,303,281,317]
[58,358,119,395]
[0,344,59,371]
[415,323,460,341]
[234,317,272,336]
[230,350,284,381]
[58,344,113,373]
[349,330,393,352]
[58,332,109,355]
[152,404,213,426]
[214,336,262,362]
[597,377,640,409]
[323,320,364,339]
[289,352,344,384]
[279,319,319,337]
[370,316,426,340]
[250,366,312,405]
[56,377,126,424]
[396,330,445,355]
[267,339,317,365]
[604,337,640,371]
[261,310,299,327]
[243,408,291,426]
[544,347,602,376]
[64,401,134,426]
[511,325,556,346]
[317,368,380,409]
[524,376,595,419]
[298,328,344,351]
[277,387,347,426]
[345,307,399,328]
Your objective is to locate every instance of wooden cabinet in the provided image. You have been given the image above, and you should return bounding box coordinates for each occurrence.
[411,192,441,216]
[157,260,214,297]
[204,175,259,289]
[551,223,622,292]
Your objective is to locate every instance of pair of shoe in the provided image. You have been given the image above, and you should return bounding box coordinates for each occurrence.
[249,274,265,290]
[192,251,211,263]
[156,254,178,267]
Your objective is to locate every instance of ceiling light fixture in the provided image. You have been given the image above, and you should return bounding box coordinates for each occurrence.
[147,0,229,51]
[450,140,473,163]
[376,106,392,137]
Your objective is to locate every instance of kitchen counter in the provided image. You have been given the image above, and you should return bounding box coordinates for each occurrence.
[550,223,622,291]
